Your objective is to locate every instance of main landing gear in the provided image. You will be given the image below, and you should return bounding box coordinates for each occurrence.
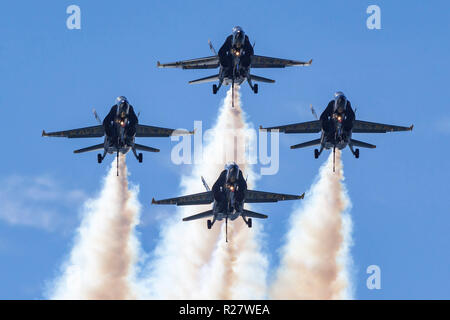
[207,217,217,230]
[247,77,258,94]
[314,146,324,159]
[349,144,360,159]
[242,216,252,228]
[97,150,107,164]
[213,80,223,94]
[132,147,143,163]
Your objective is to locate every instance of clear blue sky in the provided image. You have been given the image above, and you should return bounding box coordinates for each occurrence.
[0,0,449,299]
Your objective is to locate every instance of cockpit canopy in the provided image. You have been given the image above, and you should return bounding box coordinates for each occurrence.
[232,26,245,48]
[115,96,130,118]
[225,162,240,184]
[333,91,347,114]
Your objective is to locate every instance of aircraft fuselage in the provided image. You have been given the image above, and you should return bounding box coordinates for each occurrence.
[211,183,246,221]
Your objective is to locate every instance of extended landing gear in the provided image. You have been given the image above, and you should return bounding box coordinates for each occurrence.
[97,151,107,164]
[207,217,216,230]
[132,147,143,163]
[314,146,324,159]
[349,144,360,159]
[247,77,258,94]
[242,216,252,228]
[213,79,223,94]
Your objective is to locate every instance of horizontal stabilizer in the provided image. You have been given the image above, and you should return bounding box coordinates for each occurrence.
[134,143,160,152]
[242,209,268,219]
[350,139,376,149]
[182,210,213,221]
[73,144,104,154]
[250,74,275,83]
[189,74,219,84]
[291,139,321,149]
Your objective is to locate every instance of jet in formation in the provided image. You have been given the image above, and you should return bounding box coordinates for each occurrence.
[157,26,312,107]
[152,163,304,242]
[43,96,193,175]
[260,92,413,171]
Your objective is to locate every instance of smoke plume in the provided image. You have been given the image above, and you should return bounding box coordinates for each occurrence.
[49,155,141,299]
[270,150,353,299]
[143,86,268,299]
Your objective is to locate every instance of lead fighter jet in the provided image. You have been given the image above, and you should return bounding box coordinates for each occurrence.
[260,92,413,171]
[43,96,193,175]
[152,163,304,242]
[157,26,312,107]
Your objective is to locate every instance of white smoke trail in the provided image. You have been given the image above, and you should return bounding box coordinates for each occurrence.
[142,87,267,299]
[48,155,141,299]
[270,150,353,299]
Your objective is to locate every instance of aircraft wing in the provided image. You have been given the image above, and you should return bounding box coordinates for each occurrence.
[260,120,321,133]
[152,191,214,206]
[245,190,305,203]
[251,55,312,68]
[135,124,192,137]
[157,56,220,69]
[42,125,104,138]
[353,120,413,133]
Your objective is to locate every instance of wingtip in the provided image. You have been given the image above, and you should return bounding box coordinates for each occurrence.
[173,129,193,136]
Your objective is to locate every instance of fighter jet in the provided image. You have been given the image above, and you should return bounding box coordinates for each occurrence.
[157,26,312,107]
[152,163,304,242]
[260,92,413,171]
[43,96,193,175]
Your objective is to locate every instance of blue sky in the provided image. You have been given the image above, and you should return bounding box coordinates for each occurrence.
[0,0,449,299]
